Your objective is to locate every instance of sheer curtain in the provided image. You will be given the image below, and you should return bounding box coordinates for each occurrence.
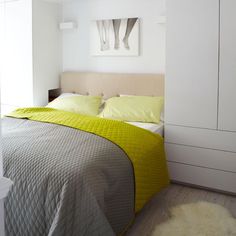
[0,0,33,116]
[0,2,6,235]
[0,0,5,116]
[0,0,6,219]
[0,2,14,235]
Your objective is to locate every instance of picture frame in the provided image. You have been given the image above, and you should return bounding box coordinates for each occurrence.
[90,17,139,56]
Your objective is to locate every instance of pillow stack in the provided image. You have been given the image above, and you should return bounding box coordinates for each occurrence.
[47,93,164,124]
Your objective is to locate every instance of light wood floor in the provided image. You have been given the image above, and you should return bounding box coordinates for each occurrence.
[126,183,236,236]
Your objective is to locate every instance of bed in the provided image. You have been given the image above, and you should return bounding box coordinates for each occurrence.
[2,72,169,236]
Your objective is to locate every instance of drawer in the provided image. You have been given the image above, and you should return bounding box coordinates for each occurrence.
[165,124,236,152]
[168,161,236,193]
[165,143,236,173]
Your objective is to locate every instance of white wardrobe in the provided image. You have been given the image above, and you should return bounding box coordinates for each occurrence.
[165,0,236,193]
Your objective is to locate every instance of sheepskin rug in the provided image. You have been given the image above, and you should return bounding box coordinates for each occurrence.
[152,201,236,236]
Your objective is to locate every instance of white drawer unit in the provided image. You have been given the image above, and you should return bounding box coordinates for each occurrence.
[168,162,236,193]
[165,143,236,173]
[165,125,236,153]
[166,0,236,193]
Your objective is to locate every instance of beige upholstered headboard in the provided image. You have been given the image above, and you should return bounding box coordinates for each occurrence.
[60,72,164,99]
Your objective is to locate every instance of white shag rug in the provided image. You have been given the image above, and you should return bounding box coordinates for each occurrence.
[152,201,236,236]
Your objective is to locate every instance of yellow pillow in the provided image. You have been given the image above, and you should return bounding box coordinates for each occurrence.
[47,95,102,116]
[100,96,164,123]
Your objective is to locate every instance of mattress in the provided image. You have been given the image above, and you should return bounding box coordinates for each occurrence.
[126,121,164,136]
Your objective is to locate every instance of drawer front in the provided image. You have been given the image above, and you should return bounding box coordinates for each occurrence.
[165,143,236,173]
[165,125,236,153]
[168,161,236,193]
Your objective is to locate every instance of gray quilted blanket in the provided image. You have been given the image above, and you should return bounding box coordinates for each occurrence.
[2,117,134,236]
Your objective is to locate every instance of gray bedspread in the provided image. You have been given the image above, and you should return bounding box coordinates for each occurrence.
[2,117,134,236]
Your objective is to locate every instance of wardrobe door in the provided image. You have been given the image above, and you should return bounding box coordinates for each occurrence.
[165,0,219,129]
[218,0,236,131]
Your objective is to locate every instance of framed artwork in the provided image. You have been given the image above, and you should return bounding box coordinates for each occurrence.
[90,17,139,56]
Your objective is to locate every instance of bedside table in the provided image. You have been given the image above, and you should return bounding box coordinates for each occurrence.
[48,88,61,102]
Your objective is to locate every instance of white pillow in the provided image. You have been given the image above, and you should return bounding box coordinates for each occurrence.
[119,94,165,121]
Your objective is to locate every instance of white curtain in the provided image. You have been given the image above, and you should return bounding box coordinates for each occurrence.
[0,0,34,115]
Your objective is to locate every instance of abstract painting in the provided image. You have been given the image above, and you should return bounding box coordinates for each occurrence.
[91,17,139,56]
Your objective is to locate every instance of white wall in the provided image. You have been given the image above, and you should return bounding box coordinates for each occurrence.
[62,0,166,73]
[33,0,62,106]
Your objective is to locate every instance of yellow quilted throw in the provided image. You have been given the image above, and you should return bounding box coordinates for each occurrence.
[7,107,169,212]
